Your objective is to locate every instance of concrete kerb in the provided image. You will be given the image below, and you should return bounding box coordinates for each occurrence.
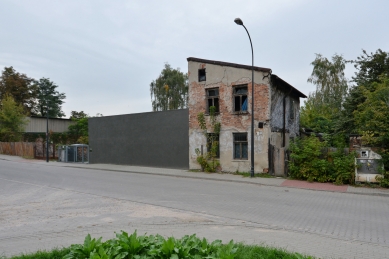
[2,154,389,197]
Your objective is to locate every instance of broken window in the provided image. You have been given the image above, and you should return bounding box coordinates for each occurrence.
[206,88,219,113]
[207,133,220,158]
[233,133,248,159]
[198,69,206,82]
[233,85,248,112]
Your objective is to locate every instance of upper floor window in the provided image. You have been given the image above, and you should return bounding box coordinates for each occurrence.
[198,69,206,82]
[206,88,219,113]
[233,85,248,112]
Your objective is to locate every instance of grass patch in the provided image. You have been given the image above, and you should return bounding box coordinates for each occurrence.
[5,247,70,259]
[4,232,314,259]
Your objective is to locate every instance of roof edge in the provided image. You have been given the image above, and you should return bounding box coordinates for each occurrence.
[187,57,272,73]
[271,74,307,98]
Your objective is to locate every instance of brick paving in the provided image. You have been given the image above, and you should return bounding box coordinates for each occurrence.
[281,180,349,192]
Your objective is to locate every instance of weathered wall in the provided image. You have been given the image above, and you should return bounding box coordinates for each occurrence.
[188,60,271,173]
[89,109,189,169]
[24,116,74,133]
[269,80,301,176]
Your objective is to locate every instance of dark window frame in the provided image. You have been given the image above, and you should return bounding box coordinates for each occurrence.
[207,133,220,158]
[206,88,220,114]
[198,69,206,82]
[233,85,248,113]
[233,132,248,160]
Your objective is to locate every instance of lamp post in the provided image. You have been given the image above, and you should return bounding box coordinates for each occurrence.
[234,17,254,178]
[46,93,49,163]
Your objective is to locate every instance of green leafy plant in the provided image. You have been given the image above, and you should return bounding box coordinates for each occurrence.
[195,106,221,172]
[289,134,331,182]
[63,234,103,259]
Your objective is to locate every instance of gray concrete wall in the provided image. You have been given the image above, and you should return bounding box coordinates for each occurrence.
[88,109,189,169]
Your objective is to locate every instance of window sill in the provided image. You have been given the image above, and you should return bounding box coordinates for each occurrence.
[232,111,249,115]
[205,113,220,116]
[232,159,249,161]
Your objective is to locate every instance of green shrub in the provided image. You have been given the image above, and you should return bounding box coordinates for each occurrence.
[289,135,357,184]
[289,135,331,182]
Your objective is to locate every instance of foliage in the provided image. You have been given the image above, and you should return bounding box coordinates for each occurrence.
[34,78,66,118]
[352,49,389,88]
[195,106,221,172]
[289,135,356,184]
[63,231,239,259]
[0,66,37,114]
[150,63,188,111]
[0,95,28,142]
[68,111,89,144]
[353,76,389,187]
[5,247,70,259]
[7,232,314,259]
[301,54,349,145]
[289,135,331,182]
[337,49,389,134]
[331,149,357,185]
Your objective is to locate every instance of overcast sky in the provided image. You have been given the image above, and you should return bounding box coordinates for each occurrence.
[1,0,388,117]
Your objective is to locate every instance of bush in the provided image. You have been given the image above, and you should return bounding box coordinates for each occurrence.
[289,135,357,184]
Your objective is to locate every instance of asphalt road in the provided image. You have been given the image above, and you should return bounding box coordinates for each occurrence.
[1,159,388,259]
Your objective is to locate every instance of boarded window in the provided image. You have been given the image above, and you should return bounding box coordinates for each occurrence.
[206,88,219,113]
[233,86,248,112]
[233,133,248,159]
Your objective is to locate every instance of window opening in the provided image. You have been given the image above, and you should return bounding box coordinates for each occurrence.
[233,133,248,159]
[199,69,206,82]
[207,133,220,158]
[206,88,219,113]
[233,86,248,112]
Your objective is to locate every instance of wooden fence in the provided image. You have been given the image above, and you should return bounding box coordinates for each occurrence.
[0,142,35,158]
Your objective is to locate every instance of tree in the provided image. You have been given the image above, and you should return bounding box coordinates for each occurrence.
[34,78,66,118]
[301,54,348,139]
[68,111,89,144]
[0,66,37,114]
[0,95,28,142]
[337,49,389,134]
[150,63,188,111]
[353,76,389,186]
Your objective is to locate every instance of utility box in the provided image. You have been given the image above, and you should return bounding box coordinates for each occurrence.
[355,148,382,183]
[58,144,89,163]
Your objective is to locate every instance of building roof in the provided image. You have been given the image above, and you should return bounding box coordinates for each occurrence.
[271,74,307,98]
[187,57,307,98]
[187,57,272,73]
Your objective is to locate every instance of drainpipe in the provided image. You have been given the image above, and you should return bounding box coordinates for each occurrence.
[283,86,293,148]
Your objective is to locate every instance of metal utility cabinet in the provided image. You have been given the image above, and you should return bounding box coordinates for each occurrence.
[58,144,89,163]
[355,148,382,183]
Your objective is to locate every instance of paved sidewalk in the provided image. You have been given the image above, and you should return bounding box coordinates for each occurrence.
[1,154,388,197]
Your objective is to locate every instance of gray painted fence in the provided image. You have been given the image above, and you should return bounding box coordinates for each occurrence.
[89,109,189,169]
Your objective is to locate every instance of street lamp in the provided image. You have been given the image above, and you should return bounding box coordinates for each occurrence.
[46,93,49,163]
[234,17,254,178]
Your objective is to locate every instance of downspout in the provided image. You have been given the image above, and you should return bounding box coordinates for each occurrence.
[283,86,293,148]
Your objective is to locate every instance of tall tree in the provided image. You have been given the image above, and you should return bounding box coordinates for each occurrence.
[34,78,66,118]
[0,66,37,114]
[150,63,188,111]
[338,49,389,134]
[301,54,348,136]
[0,95,28,142]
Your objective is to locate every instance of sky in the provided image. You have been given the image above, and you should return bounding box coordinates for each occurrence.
[1,0,388,118]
